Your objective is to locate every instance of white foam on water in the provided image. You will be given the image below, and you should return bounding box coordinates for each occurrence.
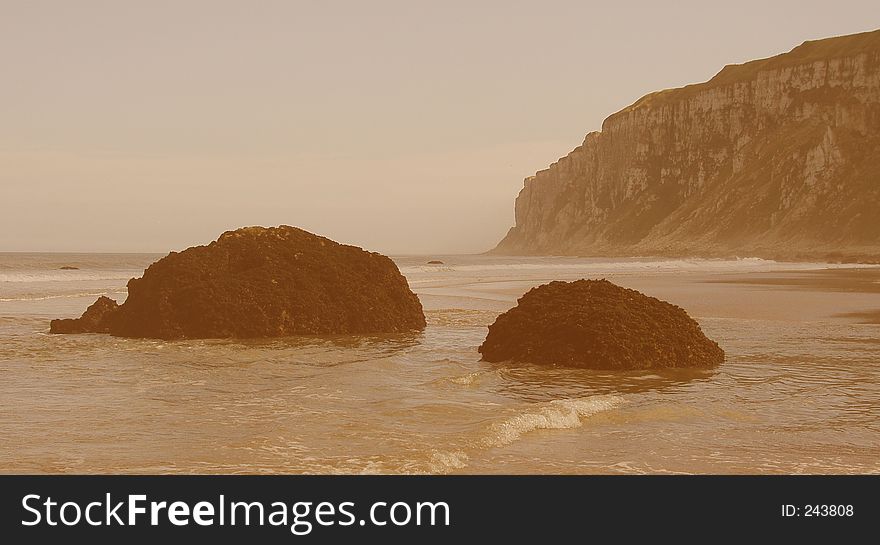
[447,371,487,386]
[389,396,624,474]
[0,271,136,283]
[399,258,876,276]
[0,290,127,302]
[483,394,624,448]
[427,450,470,473]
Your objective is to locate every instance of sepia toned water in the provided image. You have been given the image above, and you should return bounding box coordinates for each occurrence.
[1,253,879,474]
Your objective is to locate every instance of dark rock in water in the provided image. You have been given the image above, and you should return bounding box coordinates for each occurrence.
[51,226,426,339]
[426,260,444,265]
[59,266,79,270]
[50,296,119,334]
[478,279,723,369]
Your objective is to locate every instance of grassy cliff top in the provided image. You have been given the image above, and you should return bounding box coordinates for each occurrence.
[615,28,880,117]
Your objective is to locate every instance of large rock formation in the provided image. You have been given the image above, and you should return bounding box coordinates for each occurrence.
[50,226,426,339]
[493,29,880,262]
[478,280,724,369]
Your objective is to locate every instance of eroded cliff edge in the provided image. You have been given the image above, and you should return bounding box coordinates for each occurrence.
[493,30,880,262]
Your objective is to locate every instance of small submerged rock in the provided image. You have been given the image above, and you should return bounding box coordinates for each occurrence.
[50,226,426,340]
[478,279,724,369]
[59,266,79,270]
[426,260,444,265]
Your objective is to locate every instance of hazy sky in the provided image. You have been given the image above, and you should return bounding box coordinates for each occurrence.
[2,1,877,254]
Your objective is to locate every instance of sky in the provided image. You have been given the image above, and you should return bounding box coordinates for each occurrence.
[1,0,877,254]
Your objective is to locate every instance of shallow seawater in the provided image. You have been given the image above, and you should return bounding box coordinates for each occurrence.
[1,253,879,474]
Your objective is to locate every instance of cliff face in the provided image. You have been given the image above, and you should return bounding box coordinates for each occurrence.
[493,30,880,261]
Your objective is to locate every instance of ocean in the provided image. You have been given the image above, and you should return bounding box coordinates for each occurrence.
[1,253,879,474]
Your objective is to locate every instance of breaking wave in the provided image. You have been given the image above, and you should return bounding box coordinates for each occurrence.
[419,395,625,473]
[482,395,624,448]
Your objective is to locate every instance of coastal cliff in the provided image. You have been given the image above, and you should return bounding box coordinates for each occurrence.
[493,30,880,262]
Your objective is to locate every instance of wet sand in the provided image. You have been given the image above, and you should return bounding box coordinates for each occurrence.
[706,267,880,323]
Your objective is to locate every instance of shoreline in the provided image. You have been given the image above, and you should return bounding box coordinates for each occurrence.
[485,249,880,266]
[406,261,880,327]
[2,253,880,475]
